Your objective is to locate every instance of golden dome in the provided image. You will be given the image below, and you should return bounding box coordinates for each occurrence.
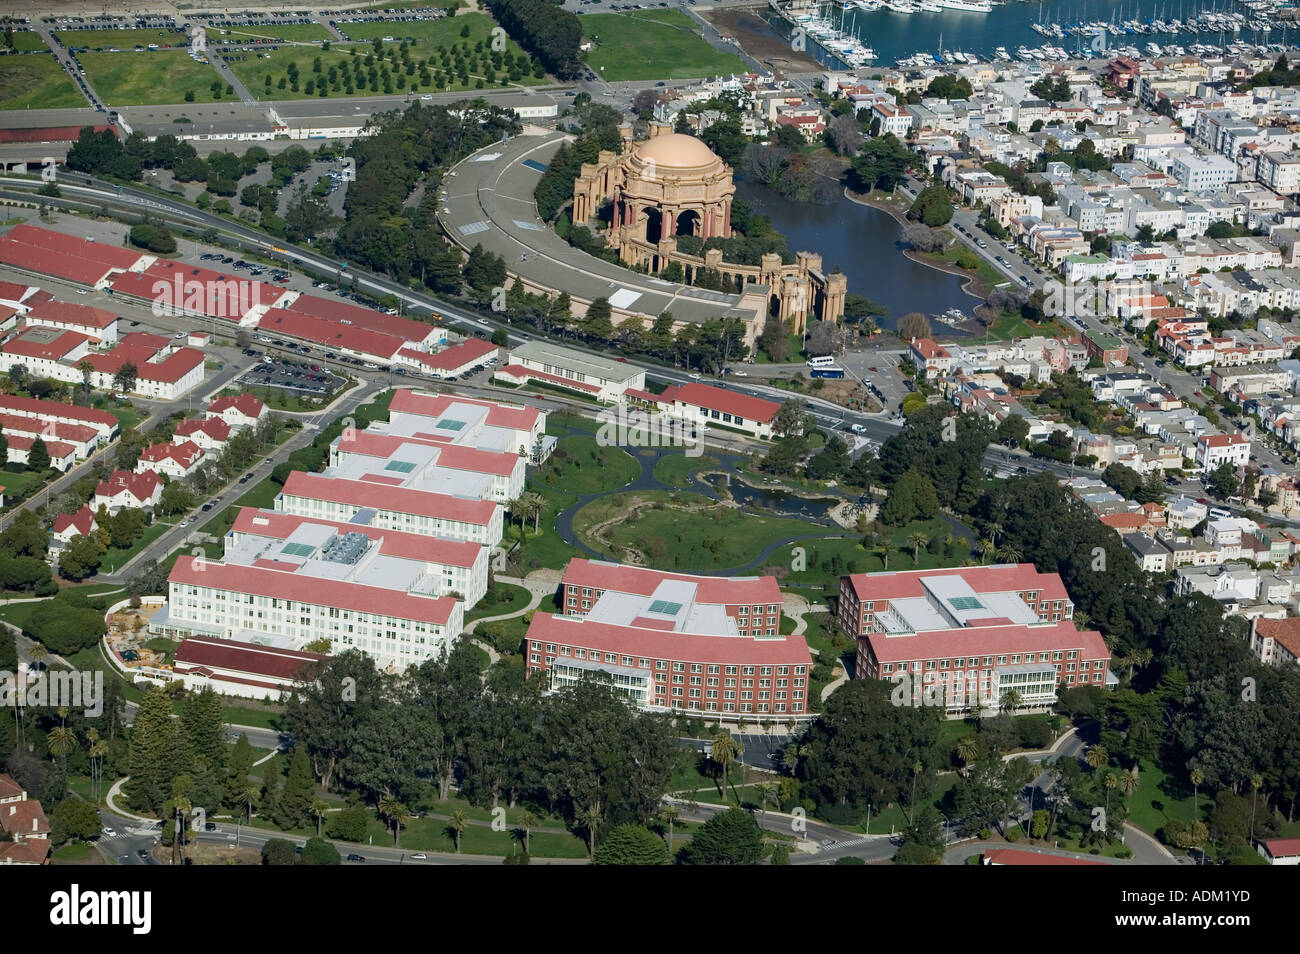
[633,133,720,170]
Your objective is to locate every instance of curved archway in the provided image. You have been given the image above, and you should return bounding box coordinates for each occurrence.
[675,209,701,237]
[643,207,664,244]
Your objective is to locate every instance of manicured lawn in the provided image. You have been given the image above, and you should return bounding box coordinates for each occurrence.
[0,463,53,511]
[782,517,973,584]
[56,28,192,51]
[105,401,146,433]
[99,518,176,574]
[579,11,748,81]
[574,489,841,572]
[335,13,501,47]
[1123,759,1201,842]
[652,453,719,489]
[7,31,52,52]
[79,50,226,106]
[52,842,101,864]
[210,23,332,44]
[466,581,531,623]
[0,53,85,109]
[983,310,1073,342]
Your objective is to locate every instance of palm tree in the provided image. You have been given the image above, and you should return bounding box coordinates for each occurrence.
[996,543,1022,565]
[756,782,779,823]
[710,731,741,799]
[907,532,928,564]
[986,522,1004,547]
[377,793,408,847]
[1000,688,1023,713]
[908,761,923,825]
[658,804,678,851]
[780,743,802,775]
[1085,744,1109,772]
[976,538,996,564]
[1250,775,1263,840]
[242,784,259,824]
[1103,770,1117,810]
[447,809,469,853]
[1190,768,1204,819]
[1072,610,1090,631]
[956,735,980,776]
[506,497,524,533]
[27,642,47,669]
[519,810,538,855]
[172,791,192,866]
[1120,766,1140,798]
[48,720,77,776]
[311,799,330,838]
[878,540,896,570]
[579,805,601,858]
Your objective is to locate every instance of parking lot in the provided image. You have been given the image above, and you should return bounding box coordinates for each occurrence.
[239,351,344,395]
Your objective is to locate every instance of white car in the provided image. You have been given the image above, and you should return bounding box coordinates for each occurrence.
[101,827,117,837]
[174,331,187,339]
[363,363,379,370]
[734,369,748,377]
[689,372,701,380]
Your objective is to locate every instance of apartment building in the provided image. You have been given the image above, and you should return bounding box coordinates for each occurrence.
[527,559,811,719]
[839,564,1109,713]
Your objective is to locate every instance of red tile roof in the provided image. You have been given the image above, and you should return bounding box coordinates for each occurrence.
[0,393,119,431]
[6,224,141,269]
[280,470,497,525]
[495,362,601,393]
[175,415,231,443]
[53,505,96,537]
[96,468,162,503]
[209,393,265,420]
[25,300,118,329]
[657,382,780,424]
[1,327,94,361]
[0,839,50,865]
[0,412,97,446]
[0,238,115,286]
[843,564,1072,604]
[399,338,498,372]
[562,558,782,607]
[0,124,114,144]
[174,635,327,681]
[865,620,1108,665]
[0,281,44,306]
[5,432,75,460]
[140,439,202,468]
[169,556,458,624]
[334,429,520,477]
[287,294,441,345]
[0,774,23,800]
[0,799,50,837]
[1260,837,1300,858]
[231,507,482,567]
[258,307,405,360]
[389,388,540,433]
[526,612,811,667]
[1254,617,1300,660]
[1198,433,1248,447]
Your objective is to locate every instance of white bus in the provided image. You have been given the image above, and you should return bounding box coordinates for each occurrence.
[806,355,836,368]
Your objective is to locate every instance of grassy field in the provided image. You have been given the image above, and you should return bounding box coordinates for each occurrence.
[99,518,176,574]
[652,453,719,490]
[8,31,52,52]
[579,10,748,81]
[78,50,226,106]
[982,311,1074,342]
[0,463,53,511]
[574,489,839,572]
[509,432,640,572]
[0,53,85,109]
[56,28,192,51]
[335,13,495,46]
[466,581,531,623]
[210,23,332,45]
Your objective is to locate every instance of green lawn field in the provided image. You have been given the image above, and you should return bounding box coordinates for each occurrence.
[209,23,332,45]
[6,31,52,52]
[579,10,748,81]
[55,28,192,51]
[78,50,226,106]
[0,53,85,109]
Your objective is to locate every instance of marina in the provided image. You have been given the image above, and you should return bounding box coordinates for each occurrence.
[768,0,1300,70]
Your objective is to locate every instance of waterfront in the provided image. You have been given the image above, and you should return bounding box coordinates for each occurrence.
[767,0,1299,68]
[735,181,978,327]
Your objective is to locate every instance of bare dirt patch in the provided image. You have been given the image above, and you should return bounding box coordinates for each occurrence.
[701,8,823,72]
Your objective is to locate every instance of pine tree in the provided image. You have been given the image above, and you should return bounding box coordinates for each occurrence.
[276,749,315,830]
[125,687,191,815]
[225,733,255,811]
[261,759,282,823]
